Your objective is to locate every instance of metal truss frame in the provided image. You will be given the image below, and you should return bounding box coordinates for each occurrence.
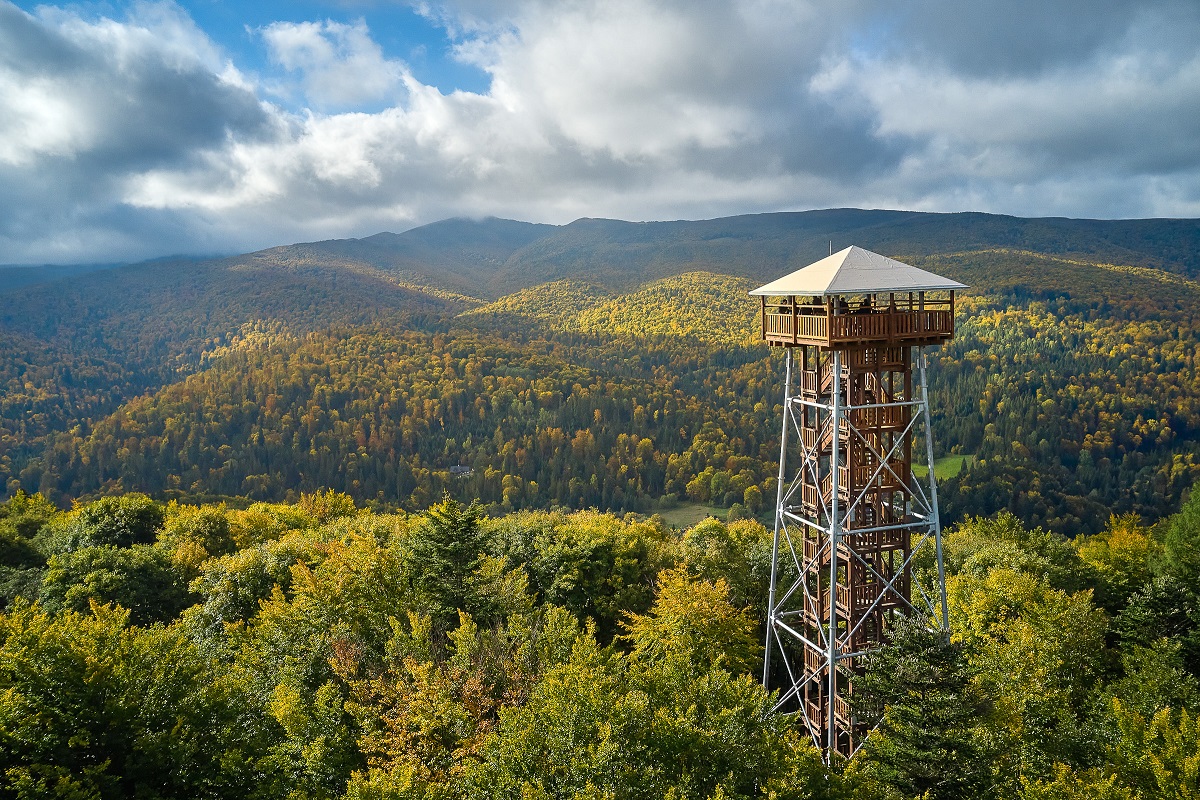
[762,346,950,760]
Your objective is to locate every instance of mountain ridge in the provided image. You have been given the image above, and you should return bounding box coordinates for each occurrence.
[2,208,1200,534]
[10,208,1200,299]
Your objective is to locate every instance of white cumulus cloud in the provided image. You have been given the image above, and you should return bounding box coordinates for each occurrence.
[261,18,409,111]
[0,0,1198,264]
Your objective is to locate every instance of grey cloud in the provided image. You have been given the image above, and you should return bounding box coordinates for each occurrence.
[870,0,1145,76]
[0,2,278,261]
[2,0,1200,264]
[0,3,84,69]
[3,6,270,169]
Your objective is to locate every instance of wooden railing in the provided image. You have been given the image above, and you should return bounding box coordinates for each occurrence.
[836,581,879,612]
[817,462,907,497]
[804,644,826,674]
[846,405,910,430]
[842,528,908,550]
[762,309,954,346]
[833,694,852,726]
[836,575,910,614]
[804,461,907,511]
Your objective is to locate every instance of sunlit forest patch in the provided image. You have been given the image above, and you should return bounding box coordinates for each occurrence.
[2,218,1200,539]
[3,488,1200,797]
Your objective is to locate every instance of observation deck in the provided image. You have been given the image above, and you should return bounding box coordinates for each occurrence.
[759,296,955,348]
[749,246,965,349]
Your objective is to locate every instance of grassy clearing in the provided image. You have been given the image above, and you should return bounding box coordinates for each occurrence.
[912,454,974,481]
[657,503,727,529]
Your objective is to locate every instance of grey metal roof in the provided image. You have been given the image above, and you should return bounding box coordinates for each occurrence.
[749,246,968,297]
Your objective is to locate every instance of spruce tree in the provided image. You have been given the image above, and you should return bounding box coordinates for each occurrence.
[408,494,488,629]
[852,615,994,798]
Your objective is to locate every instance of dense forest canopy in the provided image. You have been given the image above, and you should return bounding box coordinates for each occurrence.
[3,489,1200,798]
[2,209,1200,796]
[1,211,1198,535]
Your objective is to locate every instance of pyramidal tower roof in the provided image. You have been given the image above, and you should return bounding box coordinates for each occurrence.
[749,246,968,297]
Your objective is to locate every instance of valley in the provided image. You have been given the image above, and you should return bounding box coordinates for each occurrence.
[2,209,1198,536]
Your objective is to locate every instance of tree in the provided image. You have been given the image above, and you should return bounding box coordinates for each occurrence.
[297,489,359,525]
[0,490,57,564]
[159,503,236,558]
[933,511,1093,593]
[1105,701,1200,799]
[1162,489,1200,584]
[466,632,826,800]
[850,615,994,800]
[0,491,55,607]
[621,566,760,677]
[486,510,669,644]
[949,567,1109,787]
[1103,638,1200,721]
[40,545,193,626]
[0,602,282,798]
[1112,575,1200,676]
[59,494,165,551]
[1074,513,1161,612]
[187,530,324,629]
[407,495,489,630]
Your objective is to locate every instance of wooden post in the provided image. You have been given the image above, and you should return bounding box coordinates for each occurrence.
[792,295,798,346]
[761,295,767,341]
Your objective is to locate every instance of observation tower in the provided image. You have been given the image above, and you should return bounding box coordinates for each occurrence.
[751,246,965,759]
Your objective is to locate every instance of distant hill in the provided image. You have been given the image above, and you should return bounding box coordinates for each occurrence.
[0,262,124,293]
[240,217,557,299]
[3,208,1200,535]
[192,209,1200,300]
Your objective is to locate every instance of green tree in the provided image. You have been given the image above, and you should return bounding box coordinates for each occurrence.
[40,545,193,626]
[1074,513,1161,611]
[1112,575,1200,676]
[621,566,760,677]
[1019,766,1135,800]
[187,530,324,629]
[469,590,826,800]
[949,568,1109,787]
[0,490,57,565]
[486,510,669,643]
[1106,700,1200,798]
[0,491,55,607]
[934,512,1093,593]
[59,494,165,551]
[0,602,281,798]
[1162,489,1200,583]
[849,615,994,800]
[159,503,236,558]
[407,495,488,630]
[1103,638,1200,721]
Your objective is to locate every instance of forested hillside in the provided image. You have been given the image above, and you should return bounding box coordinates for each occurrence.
[2,211,1199,535]
[3,209,1200,797]
[3,488,1200,798]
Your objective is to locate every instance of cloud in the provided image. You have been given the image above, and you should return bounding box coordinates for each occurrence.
[1,0,1198,264]
[260,18,408,111]
[0,1,273,261]
[811,0,1200,216]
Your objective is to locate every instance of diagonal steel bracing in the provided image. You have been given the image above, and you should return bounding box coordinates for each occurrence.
[762,342,950,761]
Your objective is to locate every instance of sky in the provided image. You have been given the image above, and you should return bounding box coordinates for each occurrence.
[2,0,1199,264]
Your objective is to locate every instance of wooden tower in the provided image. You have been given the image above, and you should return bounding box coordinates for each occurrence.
[751,246,966,759]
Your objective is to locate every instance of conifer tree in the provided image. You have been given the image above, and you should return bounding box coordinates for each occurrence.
[851,615,993,799]
[408,494,488,629]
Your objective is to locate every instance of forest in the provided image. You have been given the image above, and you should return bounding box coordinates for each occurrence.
[2,238,1198,536]
[2,211,1200,797]
[2,487,1200,798]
